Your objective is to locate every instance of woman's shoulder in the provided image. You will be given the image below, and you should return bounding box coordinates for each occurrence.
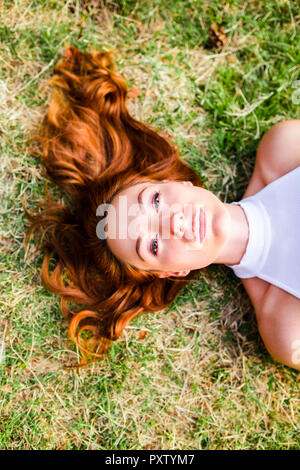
[242,120,300,198]
[254,119,300,186]
[241,276,300,324]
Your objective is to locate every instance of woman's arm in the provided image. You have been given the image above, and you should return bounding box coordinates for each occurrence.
[255,286,300,371]
[240,120,300,369]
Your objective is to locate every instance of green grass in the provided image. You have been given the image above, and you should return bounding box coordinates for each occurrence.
[0,0,299,450]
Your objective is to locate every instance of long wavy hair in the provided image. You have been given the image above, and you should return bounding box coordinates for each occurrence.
[24,46,203,367]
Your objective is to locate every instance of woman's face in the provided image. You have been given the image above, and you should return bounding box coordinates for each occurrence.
[104,180,230,276]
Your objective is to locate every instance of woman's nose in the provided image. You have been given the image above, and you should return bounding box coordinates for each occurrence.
[170,211,184,238]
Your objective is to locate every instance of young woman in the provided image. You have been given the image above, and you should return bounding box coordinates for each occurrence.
[25,46,300,370]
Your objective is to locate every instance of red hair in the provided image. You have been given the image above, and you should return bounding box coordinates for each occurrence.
[24,46,203,367]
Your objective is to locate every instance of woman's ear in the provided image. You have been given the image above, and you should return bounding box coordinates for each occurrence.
[158,270,190,278]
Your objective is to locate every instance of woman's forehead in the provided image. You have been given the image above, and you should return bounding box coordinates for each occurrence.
[115,181,148,199]
[105,182,149,239]
[112,180,162,205]
[105,181,167,243]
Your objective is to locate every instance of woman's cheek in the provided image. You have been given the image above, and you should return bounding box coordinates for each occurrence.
[161,241,177,264]
[165,241,185,263]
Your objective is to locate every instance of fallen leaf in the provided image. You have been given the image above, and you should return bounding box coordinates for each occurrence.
[138,330,148,340]
[208,23,228,50]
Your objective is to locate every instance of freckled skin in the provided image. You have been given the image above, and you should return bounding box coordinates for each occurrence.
[106,180,231,275]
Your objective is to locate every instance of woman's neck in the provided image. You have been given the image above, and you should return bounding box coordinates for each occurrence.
[214,203,249,266]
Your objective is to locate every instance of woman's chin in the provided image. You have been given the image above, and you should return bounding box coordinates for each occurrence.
[212,205,231,241]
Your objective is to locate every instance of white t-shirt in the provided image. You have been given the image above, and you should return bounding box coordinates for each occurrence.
[226,166,300,299]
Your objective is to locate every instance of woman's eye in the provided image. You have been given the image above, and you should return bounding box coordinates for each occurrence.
[152,191,160,211]
[151,236,159,256]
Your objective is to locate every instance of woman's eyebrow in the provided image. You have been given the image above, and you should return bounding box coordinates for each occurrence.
[136,236,145,262]
[138,185,147,209]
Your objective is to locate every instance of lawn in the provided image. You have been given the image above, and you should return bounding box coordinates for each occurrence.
[0,0,299,450]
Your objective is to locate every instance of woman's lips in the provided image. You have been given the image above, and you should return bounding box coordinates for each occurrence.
[191,206,206,243]
[200,208,206,243]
